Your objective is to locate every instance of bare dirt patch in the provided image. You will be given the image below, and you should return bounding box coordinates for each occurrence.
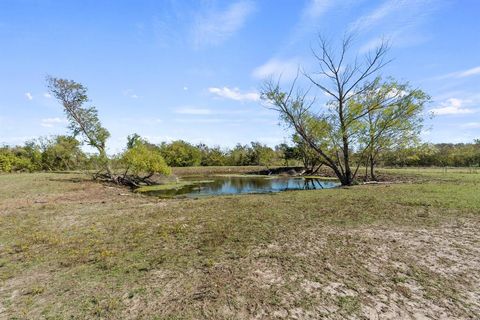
[0,171,478,319]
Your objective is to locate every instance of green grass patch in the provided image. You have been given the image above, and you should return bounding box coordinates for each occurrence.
[0,168,478,318]
[134,180,214,193]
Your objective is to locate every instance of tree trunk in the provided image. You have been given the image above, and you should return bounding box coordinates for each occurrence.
[365,160,369,181]
[339,99,353,186]
[341,138,353,185]
[370,155,376,181]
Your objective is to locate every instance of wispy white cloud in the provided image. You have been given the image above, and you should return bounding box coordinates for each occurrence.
[148,1,191,48]
[355,0,441,51]
[25,92,33,101]
[430,98,475,115]
[252,58,300,81]
[174,107,213,115]
[251,1,335,85]
[302,0,333,20]
[349,0,406,32]
[40,117,68,128]
[43,92,52,99]
[173,118,232,124]
[284,0,336,47]
[350,0,440,32]
[461,122,480,129]
[437,66,480,80]
[192,1,255,47]
[123,89,139,99]
[457,66,480,77]
[208,87,260,101]
[359,31,428,53]
[358,36,389,53]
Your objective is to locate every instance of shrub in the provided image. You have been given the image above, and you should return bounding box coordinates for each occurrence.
[0,153,34,172]
[122,144,171,177]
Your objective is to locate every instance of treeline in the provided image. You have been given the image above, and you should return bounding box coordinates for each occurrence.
[381,141,480,167]
[0,136,92,172]
[157,140,279,167]
[0,136,296,173]
[1,136,479,173]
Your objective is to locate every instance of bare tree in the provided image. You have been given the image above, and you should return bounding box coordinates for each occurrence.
[262,35,392,185]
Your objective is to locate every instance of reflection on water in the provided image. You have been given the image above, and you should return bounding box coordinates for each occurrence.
[144,176,340,198]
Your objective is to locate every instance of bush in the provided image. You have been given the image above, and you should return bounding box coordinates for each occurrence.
[40,136,86,171]
[0,153,34,172]
[0,153,14,172]
[198,144,227,166]
[159,140,202,167]
[122,144,171,177]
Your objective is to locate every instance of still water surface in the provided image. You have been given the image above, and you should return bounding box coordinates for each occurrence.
[144,176,340,198]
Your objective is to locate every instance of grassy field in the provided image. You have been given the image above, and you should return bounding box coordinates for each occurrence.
[0,168,479,319]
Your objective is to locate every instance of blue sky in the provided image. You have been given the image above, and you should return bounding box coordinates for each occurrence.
[0,0,479,153]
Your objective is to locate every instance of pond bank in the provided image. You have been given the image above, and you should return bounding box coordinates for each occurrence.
[136,175,340,198]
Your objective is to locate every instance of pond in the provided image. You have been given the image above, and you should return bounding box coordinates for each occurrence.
[140,176,340,198]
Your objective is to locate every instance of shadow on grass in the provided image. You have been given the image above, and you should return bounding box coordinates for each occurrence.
[48,177,92,183]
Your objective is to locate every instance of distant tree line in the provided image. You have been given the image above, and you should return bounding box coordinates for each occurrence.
[0,136,90,172]
[0,138,290,172]
[1,137,479,174]
[381,141,480,167]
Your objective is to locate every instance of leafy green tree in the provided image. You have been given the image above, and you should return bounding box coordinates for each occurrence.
[197,144,227,166]
[47,77,169,186]
[227,144,254,166]
[47,77,111,176]
[250,142,276,168]
[22,141,43,170]
[40,136,86,171]
[292,134,324,174]
[0,148,35,172]
[159,140,202,167]
[380,141,480,168]
[126,133,145,149]
[471,140,480,167]
[122,143,171,180]
[275,143,298,166]
[0,153,14,172]
[262,35,429,185]
[353,78,430,180]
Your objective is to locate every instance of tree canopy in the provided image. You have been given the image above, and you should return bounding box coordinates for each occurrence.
[262,35,430,185]
[47,77,171,186]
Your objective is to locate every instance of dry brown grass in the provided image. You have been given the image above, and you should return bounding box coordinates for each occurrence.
[0,169,479,319]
